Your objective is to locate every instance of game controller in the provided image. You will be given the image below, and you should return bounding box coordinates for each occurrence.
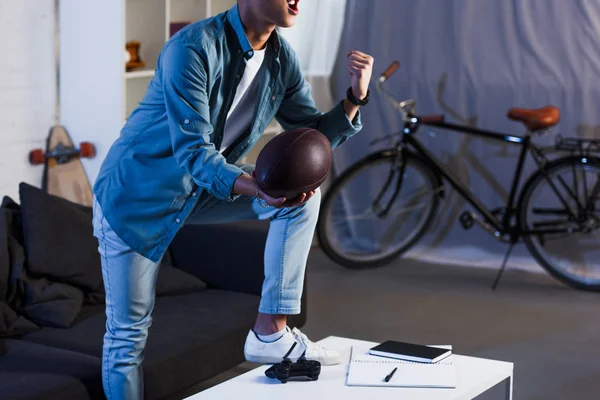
[264,343,322,383]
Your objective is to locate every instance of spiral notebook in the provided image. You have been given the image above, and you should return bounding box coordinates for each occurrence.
[347,345,457,388]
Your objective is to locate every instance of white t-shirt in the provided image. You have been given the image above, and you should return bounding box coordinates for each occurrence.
[220,47,266,153]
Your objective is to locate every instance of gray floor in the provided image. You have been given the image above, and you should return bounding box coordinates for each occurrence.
[194,249,600,399]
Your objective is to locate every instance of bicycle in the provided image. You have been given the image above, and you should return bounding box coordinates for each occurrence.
[316,61,600,292]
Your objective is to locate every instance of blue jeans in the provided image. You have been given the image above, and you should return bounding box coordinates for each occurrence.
[92,182,320,400]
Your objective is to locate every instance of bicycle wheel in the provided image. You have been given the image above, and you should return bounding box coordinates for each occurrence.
[317,150,442,269]
[519,156,600,291]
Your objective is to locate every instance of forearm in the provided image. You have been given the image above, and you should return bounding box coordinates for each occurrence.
[233,173,258,197]
[342,98,360,123]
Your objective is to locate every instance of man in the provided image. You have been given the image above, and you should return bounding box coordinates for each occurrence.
[92,0,373,398]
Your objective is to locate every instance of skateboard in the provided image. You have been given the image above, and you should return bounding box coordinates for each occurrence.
[29,126,96,207]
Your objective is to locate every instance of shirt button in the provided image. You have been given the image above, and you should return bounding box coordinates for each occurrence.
[236,74,241,79]
[191,192,197,197]
[237,49,241,54]
[271,95,276,101]
[175,218,181,224]
[184,119,190,124]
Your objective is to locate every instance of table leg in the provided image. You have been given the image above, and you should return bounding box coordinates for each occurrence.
[504,374,513,400]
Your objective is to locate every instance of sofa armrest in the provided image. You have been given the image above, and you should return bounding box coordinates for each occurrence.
[169,220,307,327]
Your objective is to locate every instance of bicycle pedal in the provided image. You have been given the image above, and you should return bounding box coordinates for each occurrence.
[459,211,475,230]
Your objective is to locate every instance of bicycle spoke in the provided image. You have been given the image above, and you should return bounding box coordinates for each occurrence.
[379,190,425,250]
[582,168,590,210]
[329,201,430,226]
[523,159,600,290]
[319,154,439,267]
[572,162,579,213]
[589,180,600,212]
[555,174,585,217]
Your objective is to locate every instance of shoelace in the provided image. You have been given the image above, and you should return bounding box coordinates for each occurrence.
[291,327,326,358]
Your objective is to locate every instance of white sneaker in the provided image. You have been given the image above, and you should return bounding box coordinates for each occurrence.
[244,326,342,365]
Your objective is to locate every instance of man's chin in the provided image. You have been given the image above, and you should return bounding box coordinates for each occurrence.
[276,16,297,28]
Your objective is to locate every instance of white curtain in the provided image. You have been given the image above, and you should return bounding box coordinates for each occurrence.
[278,0,347,110]
[329,0,600,273]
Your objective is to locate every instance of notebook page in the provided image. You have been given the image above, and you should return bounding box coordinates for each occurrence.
[347,345,457,388]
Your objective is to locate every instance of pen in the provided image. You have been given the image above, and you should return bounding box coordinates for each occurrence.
[384,367,397,383]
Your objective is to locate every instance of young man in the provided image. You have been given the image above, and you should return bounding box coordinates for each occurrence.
[92,0,373,398]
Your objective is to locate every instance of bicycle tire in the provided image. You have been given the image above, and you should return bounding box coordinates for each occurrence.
[519,156,600,291]
[317,150,441,269]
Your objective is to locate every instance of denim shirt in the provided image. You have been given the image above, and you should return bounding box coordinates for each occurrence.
[93,4,363,263]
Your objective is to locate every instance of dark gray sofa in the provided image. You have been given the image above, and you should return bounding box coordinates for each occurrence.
[0,184,306,400]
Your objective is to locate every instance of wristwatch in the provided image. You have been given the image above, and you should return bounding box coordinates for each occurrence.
[346,86,370,106]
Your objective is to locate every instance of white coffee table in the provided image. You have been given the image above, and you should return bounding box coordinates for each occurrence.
[187,336,513,400]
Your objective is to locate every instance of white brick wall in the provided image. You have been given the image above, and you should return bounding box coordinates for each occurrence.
[0,0,56,201]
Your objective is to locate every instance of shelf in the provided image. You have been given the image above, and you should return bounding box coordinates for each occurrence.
[170,0,209,24]
[126,69,156,79]
[126,0,165,71]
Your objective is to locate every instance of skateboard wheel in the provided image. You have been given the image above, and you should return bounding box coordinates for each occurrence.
[80,142,96,158]
[29,149,45,165]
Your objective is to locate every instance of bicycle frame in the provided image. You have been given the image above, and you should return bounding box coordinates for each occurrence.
[374,61,579,241]
[402,119,533,237]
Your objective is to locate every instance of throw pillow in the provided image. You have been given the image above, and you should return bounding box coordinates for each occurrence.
[18,276,84,328]
[18,183,207,300]
[18,183,103,295]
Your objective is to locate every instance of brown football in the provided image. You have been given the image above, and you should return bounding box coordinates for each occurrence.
[254,127,332,199]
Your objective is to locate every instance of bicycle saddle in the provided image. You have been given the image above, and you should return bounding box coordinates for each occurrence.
[507,106,560,132]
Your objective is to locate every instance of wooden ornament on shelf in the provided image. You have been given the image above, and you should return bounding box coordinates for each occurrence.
[125,40,146,71]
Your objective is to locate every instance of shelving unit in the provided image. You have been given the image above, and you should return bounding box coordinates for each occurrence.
[60,0,282,183]
[60,0,236,182]
[122,0,231,119]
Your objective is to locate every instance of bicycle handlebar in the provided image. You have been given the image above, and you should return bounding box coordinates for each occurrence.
[380,61,400,82]
[377,61,446,124]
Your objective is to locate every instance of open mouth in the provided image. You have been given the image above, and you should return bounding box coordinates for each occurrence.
[287,0,299,16]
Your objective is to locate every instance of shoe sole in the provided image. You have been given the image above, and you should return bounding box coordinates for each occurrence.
[244,352,342,366]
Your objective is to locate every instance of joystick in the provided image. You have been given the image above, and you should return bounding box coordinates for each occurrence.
[264,342,321,383]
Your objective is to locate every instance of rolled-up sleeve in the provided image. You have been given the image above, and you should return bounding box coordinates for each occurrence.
[275,47,362,150]
[161,39,244,201]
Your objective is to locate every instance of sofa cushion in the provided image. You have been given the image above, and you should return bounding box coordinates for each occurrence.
[20,289,260,399]
[1,195,85,330]
[155,247,206,296]
[18,184,206,304]
[0,339,103,400]
[156,264,207,297]
[19,183,103,296]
